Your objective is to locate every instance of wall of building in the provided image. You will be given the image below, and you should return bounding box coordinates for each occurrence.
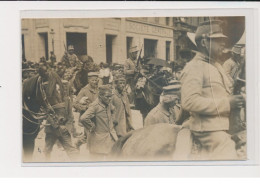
[21,17,175,65]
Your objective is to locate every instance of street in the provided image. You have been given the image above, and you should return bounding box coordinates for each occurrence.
[30,109,143,162]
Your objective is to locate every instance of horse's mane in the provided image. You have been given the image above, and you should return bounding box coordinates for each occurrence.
[46,70,65,99]
[22,75,40,99]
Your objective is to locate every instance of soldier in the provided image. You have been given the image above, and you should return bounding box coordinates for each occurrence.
[74,72,99,115]
[61,45,81,69]
[124,46,140,104]
[111,75,134,138]
[144,82,181,127]
[178,20,245,160]
[223,45,245,86]
[80,85,118,160]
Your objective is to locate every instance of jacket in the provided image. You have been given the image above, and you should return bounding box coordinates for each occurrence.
[111,89,134,137]
[180,52,232,132]
[80,98,118,154]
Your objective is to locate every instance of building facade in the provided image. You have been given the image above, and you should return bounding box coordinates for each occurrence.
[21,18,175,64]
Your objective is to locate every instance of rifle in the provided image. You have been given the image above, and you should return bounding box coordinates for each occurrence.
[136,44,143,71]
[134,44,143,82]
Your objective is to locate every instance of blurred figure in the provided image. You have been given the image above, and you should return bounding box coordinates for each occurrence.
[111,75,134,138]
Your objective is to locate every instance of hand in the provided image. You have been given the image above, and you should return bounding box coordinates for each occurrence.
[229,95,245,109]
[89,124,96,133]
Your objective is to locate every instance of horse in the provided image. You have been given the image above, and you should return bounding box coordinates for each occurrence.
[110,57,247,161]
[22,69,72,161]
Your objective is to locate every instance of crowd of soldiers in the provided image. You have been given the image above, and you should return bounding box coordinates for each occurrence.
[22,19,246,161]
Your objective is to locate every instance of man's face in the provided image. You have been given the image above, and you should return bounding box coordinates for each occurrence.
[205,38,226,59]
[38,64,48,78]
[130,51,138,60]
[116,80,126,92]
[68,49,74,55]
[88,77,99,88]
[99,91,113,105]
[174,70,182,80]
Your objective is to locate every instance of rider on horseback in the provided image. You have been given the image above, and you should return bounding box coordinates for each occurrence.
[175,20,246,160]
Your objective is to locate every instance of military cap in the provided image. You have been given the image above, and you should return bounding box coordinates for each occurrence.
[114,75,126,83]
[68,45,74,50]
[162,81,181,96]
[195,20,227,42]
[99,84,112,94]
[88,72,99,77]
[129,46,139,53]
[232,45,244,55]
[22,68,36,72]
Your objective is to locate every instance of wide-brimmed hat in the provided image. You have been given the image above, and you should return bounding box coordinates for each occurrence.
[68,45,74,50]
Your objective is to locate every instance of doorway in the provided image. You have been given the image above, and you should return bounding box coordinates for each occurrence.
[126,37,133,58]
[38,32,49,60]
[144,39,158,58]
[66,32,87,57]
[106,34,117,64]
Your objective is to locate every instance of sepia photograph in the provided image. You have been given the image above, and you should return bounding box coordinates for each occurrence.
[21,16,246,163]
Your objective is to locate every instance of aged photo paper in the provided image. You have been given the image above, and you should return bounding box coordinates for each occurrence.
[22,16,246,163]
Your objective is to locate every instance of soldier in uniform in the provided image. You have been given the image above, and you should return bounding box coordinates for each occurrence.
[73,72,99,148]
[178,20,245,160]
[61,45,81,69]
[144,82,181,127]
[111,75,134,138]
[223,45,245,86]
[124,46,140,104]
[80,85,118,160]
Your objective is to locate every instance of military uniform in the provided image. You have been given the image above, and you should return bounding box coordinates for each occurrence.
[179,21,238,159]
[144,82,180,127]
[80,98,118,155]
[74,84,98,115]
[111,89,134,137]
[144,103,175,127]
[124,46,140,103]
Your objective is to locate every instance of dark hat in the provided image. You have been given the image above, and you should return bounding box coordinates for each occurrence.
[195,20,227,42]
[80,55,94,63]
[114,75,126,82]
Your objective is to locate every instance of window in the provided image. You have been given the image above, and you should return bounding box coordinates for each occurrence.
[106,34,117,64]
[126,37,133,58]
[144,39,158,58]
[166,17,170,26]
[38,32,49,60]
[166,41,171,61]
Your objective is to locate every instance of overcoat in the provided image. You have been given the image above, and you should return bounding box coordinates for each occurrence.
[111,89,134,137]
[180,52,233,132]
[80,98,118,154]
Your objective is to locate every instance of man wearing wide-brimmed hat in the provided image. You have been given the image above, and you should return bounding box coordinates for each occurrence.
[179,20,245,160]
[61,45,81,69]
[124,46,140,103]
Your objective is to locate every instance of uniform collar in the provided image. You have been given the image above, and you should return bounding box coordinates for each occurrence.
[156,103,170,116]
[85,84,98,93]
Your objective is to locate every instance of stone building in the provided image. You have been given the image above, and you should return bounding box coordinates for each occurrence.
[21,17,175,64]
